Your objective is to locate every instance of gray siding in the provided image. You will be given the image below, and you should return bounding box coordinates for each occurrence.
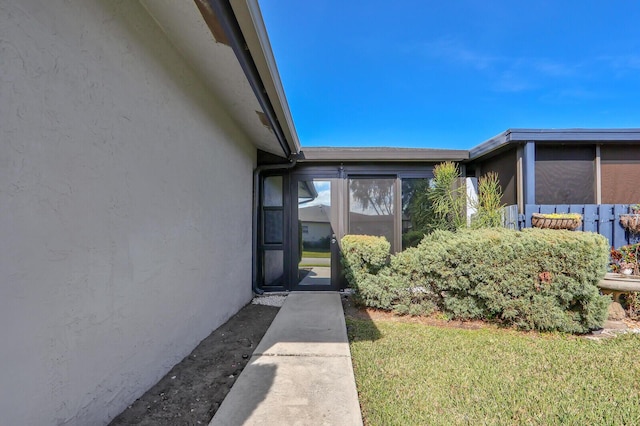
[0,1,255,424]
[478,148,517,206]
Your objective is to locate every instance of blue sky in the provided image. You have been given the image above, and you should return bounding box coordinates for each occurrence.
[259,1,640,149]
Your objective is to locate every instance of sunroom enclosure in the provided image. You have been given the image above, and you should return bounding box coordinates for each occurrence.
[257,130,640,291]
[257,162,446,292]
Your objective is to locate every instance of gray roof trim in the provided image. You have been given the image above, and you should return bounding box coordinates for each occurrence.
[470,128,640,160]
[299,147,470,162]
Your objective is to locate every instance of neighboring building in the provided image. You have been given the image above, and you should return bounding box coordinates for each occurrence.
[299,204,332,246]
[468,129,640,211]
[3,1,640,425]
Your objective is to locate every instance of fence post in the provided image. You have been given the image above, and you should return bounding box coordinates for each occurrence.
[583,205,598,233]
[613,204,628,248]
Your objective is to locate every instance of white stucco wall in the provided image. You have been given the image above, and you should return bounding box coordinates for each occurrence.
[0,1,256,424]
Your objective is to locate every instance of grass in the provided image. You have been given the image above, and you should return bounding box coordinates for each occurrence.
[348,318,640,425]
[302,250,331,258]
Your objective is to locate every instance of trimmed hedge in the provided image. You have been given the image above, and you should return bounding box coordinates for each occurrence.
[341,234,389,279]
[341,228,611,333]
[341,234,437,315]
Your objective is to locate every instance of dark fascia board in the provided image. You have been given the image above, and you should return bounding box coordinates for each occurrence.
[470,128,640,161]
[298,147,469,162]
[231,0,301,154]
[209,0,297,158]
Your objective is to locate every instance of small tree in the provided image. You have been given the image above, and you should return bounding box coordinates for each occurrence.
[427,162,466,231]
[409,163,505,236]
[471,172,505,229]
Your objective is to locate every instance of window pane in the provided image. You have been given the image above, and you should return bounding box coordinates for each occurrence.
[263,250,284,286]
[264,210,283,244]
[602,162,640,204]
[401,178,430,249]
[263,176,283,207]
[601,145,640,204]
[535,146,595,204]
[349,178,395,250]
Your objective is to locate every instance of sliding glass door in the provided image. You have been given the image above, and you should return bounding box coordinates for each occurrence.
[348,177,398,251]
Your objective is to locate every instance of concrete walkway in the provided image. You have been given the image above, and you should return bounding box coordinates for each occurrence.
[298,266,331,286]
[209,292,363,426]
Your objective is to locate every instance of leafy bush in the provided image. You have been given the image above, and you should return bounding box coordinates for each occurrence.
[341,235,437,315]
[342,229,611,333]
[401,230,425,250]
[341,235,390,279]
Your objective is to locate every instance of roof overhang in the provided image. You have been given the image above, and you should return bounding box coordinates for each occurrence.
[299,147,469,162]
[139,0,299,158]
[470,128,640,161]
[231,0,300,155]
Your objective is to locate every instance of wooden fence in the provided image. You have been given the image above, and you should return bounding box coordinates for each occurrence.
[500,204,640,249]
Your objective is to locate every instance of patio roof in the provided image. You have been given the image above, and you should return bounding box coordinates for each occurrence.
[470,128,640,161]
[298,147,469,162]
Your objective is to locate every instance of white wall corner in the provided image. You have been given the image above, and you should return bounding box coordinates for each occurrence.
[466,177,478,226]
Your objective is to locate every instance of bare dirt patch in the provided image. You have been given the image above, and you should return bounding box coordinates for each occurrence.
[109,303,278,426]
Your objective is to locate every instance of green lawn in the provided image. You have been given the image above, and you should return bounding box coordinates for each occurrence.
[302,250,331,258]
[348,318,640,425]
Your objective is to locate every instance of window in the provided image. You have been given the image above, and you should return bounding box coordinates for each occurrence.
[601,145,640,204]
[535,145,595,204]
[401,178,430,249]
[261,175,285,287]
[348,177,396,251]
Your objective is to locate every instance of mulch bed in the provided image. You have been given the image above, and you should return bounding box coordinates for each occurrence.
[109,303,279,426]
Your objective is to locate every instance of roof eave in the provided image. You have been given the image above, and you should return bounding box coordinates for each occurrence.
[469,128,640,161]
[299,147,470,162]
[231,0,301,155]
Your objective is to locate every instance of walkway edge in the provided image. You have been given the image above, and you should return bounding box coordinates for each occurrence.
[209,292,363,425]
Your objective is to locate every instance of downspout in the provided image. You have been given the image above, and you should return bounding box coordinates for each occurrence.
[252,156,297,294]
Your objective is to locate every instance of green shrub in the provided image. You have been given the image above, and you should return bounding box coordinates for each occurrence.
[341,235,390,273]
[341,234,437,315]
[341,235,390,297]
[342,229,611,333]
[401,230,425,249]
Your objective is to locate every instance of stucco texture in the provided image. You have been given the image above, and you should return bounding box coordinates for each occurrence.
[0,0,255,424]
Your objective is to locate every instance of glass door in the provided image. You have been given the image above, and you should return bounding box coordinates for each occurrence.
[293,178,340,291]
